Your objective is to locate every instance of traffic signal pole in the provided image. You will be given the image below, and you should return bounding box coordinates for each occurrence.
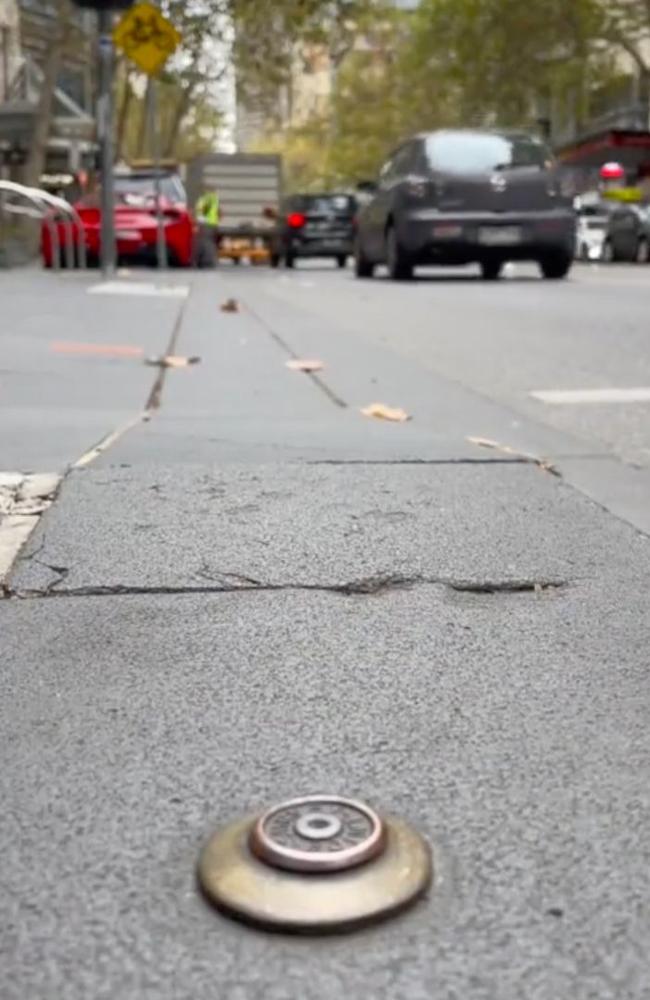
[147,77,168,269]
[97,9,116,276]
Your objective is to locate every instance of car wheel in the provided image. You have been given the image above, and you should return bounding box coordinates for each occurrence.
[270,254,280,268]
[636,238,649,263]
[386,225,413,281]
[480,259,503,280]
[354,236,375,278]
[336,254,347,269]
[285,254,295,269]
[539,251,572,280]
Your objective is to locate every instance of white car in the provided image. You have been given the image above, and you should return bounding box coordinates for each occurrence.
[574,195,610,261]
[575,213,609,261]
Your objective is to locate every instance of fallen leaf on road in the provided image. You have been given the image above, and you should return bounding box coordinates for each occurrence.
[221,298,239,313]
[286,358,324,373]
[145,355,201,368]
[466,436,558,475]
[466,436,520,457]
[360,403,411,422]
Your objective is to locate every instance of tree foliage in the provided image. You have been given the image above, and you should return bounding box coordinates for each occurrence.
[232,0,380,119]
[593,0,650,75]
[246,0,648,191]
[24,0,650,186]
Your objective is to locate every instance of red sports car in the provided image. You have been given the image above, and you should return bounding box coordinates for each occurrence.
[41,170,195,268]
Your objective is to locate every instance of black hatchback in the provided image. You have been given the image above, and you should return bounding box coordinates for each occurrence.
[270,193,357,268]
[603,203,650,263]
[355,129,576,280]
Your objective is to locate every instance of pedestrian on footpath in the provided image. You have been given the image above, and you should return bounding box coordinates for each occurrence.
[194,188,220,268]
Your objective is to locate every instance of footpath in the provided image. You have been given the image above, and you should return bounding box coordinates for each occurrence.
[1,268,648,1000]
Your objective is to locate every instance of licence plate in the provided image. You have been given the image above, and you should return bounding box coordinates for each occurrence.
[478,226,522,246]
[433,224,462,238]
[115,229,141,241]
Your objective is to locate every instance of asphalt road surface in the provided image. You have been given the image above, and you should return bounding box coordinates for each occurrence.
[2,261,649,999]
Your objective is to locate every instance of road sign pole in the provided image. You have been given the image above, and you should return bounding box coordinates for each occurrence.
[97,11,116,277]
[147,76,167,269]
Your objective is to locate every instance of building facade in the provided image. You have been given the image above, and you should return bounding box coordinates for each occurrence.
[0,0,96,181]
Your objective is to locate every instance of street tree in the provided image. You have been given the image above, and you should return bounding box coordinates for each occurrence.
[592,0,650,77]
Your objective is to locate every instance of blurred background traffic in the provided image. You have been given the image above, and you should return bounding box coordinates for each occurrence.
[2,0,650,272]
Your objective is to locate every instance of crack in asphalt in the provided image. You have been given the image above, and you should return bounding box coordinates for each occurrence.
[241,300,348,409]
[2,573,568,601]
[308,457,537,467]
[144,293,190,412]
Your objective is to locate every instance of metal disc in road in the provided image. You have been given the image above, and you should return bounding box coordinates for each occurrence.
[198,797,432,932]
[249,795,386,873]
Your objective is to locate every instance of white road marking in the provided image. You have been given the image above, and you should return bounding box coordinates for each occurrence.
[531,387,650,405]
[73,412,149,468]
[88,280,189,298]
[0,472,61,583]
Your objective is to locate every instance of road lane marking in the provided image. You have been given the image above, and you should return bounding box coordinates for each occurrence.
[51,341,144,358]
[87,280,189,298]
[72,413,149,468]
[530,387,650,405]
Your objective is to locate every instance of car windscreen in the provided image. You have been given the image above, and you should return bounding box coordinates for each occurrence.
[114,175,186,204]
[294,195,356,215]
[425,133,549,175]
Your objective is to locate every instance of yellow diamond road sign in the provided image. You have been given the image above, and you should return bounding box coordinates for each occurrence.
[113,2,181,76]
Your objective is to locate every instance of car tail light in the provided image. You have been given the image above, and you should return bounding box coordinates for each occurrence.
[405,175,428,199]
[287,212,306,228]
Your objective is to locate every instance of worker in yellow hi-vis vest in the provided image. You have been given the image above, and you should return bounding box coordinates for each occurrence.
[194,189,220,268]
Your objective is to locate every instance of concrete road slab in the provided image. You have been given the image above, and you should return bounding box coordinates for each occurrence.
[180,274,607,464]
[0,271,184,470]
[97,412,509,465]
[253,264,650,467]
[0,407,143,471]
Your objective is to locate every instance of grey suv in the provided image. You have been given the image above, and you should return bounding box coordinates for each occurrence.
[355,129,575,280]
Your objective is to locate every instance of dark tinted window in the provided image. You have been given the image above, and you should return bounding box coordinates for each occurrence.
[392,143,417,176]
[577,203,609,218]
[114,174,186,203]
[425,132,549,174]
[294,194,356,214]
[380,143,419,185]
